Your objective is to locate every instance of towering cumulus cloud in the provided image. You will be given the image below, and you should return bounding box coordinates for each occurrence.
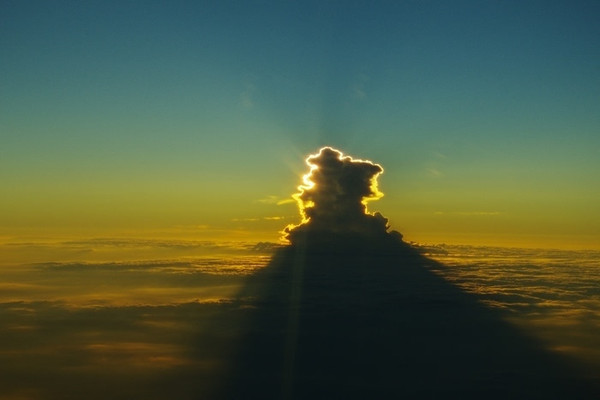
[284,147,404,250]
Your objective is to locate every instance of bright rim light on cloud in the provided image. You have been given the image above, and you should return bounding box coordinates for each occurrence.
[292,146,384,223]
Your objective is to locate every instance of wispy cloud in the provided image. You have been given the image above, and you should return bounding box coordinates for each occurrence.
[264,216,284,221]
[350,73,369,99]
[434,211,502,216]
[427,167,443,177]
[257,195,295,205]
[232,216,287,222]
[257,195,280,204]
[240,82,256,109]
[231,218,260,222]
[276,198,295,205]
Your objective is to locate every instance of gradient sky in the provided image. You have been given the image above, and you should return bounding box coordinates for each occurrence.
[2,1,599,249]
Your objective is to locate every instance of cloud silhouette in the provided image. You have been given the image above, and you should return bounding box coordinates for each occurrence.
[284,147,404,250]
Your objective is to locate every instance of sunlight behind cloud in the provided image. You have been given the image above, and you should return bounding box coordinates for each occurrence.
[289,146,384,227]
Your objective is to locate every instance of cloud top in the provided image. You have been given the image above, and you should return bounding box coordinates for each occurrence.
[284,147,404,250]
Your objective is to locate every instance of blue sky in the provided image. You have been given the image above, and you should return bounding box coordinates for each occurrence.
[2,1,599,248]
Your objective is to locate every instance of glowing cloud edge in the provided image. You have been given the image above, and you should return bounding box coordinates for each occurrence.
[281,146,386,243]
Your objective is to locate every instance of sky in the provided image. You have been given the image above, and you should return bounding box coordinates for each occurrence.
[2,0,599,249]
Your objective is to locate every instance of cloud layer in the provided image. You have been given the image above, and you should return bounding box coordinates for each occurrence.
[0,243,598,398]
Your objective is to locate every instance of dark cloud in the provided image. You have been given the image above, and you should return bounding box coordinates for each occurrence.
[284,147,405,251]
[0,300,253,399]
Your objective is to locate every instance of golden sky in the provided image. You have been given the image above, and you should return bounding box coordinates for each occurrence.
[2,1,599,250]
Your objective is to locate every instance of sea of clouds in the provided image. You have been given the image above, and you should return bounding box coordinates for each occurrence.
[0,239,598,398]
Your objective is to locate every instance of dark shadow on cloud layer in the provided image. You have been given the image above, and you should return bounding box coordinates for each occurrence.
[213,147,598,399]
[217,248,598,399]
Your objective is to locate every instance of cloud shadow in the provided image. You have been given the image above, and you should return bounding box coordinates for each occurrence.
[214,241,597,399]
